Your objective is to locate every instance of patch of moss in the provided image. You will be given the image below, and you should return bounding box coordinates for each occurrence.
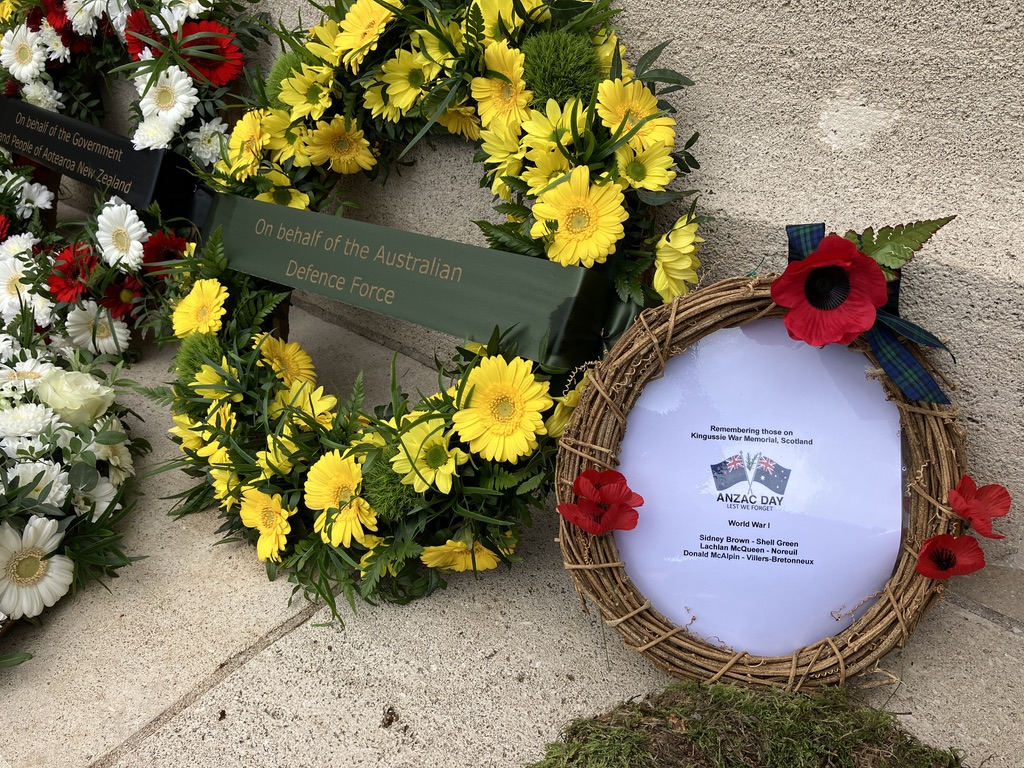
[522,30,602,108]
[528,682,967,768]
[361,446,422,523]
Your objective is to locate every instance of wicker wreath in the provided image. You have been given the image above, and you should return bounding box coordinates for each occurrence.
[556,276,966,691]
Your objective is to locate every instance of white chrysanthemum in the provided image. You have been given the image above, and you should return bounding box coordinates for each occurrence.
[0,233,38,259]
[185,117,228,165]
[105,0,130,36]
[66,300,131,355]
[0,401,58,438]
[73,476,119,521]
[1,434,49,459]
[0,357,56,396]
[0,333,20,363]
[0,26,46,84]
[38,20,70,62]
[17,182,54,218]
[95,421,134,486]
[63,0,106,36]
[139,65,198,128]
[0,170,27,199]
[20,81,65,113]
[95,201,148,270]
[132,116,176,151]
[154,3,188,33]
[8,459,70,507]
[0,518,74,620]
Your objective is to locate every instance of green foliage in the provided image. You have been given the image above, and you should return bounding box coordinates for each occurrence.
[529,682,967,768]
[845,216,956,280]
[522,29,602,107]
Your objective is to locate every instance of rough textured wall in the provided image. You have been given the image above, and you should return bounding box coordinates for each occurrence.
[287,0,1022,564]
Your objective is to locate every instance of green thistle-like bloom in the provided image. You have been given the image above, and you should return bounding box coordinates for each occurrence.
[175,332,225,390]
[360,445,423,523]
[521,30,602,108]
[264,51,312,111]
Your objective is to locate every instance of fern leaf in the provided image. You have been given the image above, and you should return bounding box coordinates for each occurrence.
[852,216,955,271]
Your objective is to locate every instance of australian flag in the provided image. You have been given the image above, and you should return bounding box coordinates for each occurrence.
[711,454,748,491]
[752,456,792,495]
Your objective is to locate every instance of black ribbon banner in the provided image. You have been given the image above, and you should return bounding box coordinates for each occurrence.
[0,96,198,218]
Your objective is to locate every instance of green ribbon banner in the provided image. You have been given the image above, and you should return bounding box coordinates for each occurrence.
[204,194,617,371]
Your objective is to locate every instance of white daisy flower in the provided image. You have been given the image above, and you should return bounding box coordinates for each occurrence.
[65,300,131,355]
[176,0,211,17]
[0,255,30,321]
[20,81,65,113]
[139,64,198,129]
[0,26,46,84]
[132,116,176,151]
[0,233,38,259]
[185,117,228,165]
[17,182,55,218]
[73,476,120,521]
[7,459,71,507]
[0,518,74,620]
[0,333,20,363]
[63,0,106,36]
[95,201,148,270]
[105,0,130,37]
[38,20,70,63]
[0,357,56,396]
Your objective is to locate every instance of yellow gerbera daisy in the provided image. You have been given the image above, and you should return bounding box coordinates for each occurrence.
[254,333,316,387]
[480,121,526,199]
[336,0,401,72]
[544,374,587,439]
[211,465,243,512]
[453,355,552,463]
[362,80,405,122]
[307,19,342,66]
[168,412,204,452]
[306,116,377,174]
[380,49,436,112]
[240,488,296,562]
[255,433,300,480]
[254,169,310,210]
[277,64,335,122]
[306,451,378,547]
[390,416,469,494]
[592,30,635,80]
[437,100,481,140]
[217,109,268,181]
[172,278,228,337]
[0,0,16,25]
[614,142,676,191]
[529,165,628,268]
[420,538,502,572]
[653,217,703,303]
[262,109,311,167]
[269,380,337,430]
[521,98,585,153]
[470,40,532,130]
[471,0,546,46]
[522,147,571,196]
[596,78,675,151]
[190,358,243,403]
[413,21,463,70]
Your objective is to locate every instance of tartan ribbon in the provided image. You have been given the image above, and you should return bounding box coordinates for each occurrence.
[784,223,949,404]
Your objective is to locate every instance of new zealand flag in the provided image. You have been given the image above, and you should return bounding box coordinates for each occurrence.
[752,456,792,495]
[711,454,748,491]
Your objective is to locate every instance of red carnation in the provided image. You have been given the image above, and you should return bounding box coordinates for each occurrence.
[178,20,244,87]
[125,10,159,60]
[915,533,986,580]
[4,79,19,98]
[949,474,1012,540]
[0,215,9,242]
[770,234,888,347]
[142,229,187,275]
[557,469,643,536]
[48,242,97,303]
[100,275,146,319]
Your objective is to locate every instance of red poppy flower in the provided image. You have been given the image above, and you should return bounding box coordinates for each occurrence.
[770,234,888,347]
[0,215,9,242]
[100,275,146,319]
[48,242,96,303]
[949,475,1012,540]
[915,533,986,580]
[557,469,644,536]
[142,230,187,275]
[125,10,159,60]
[178,21,244,87]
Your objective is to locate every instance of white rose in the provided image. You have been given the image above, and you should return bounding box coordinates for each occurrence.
[35,370,116,428]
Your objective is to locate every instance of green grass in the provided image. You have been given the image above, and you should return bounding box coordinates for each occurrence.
[527,682,967,768]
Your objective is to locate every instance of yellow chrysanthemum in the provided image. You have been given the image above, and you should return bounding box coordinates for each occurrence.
[254,333,316,387]
[240,487,296,562]
[480,121,525,199]
[172,278,228,337]
[168,412,204,452]
[278,64,335,122]
[262,109,311,167]
[255,433,300,480]
[381,49,438,111]
[420,539,502,572]
[453,356,552,463]
[592,30,634,80]
[544,374,587,439]
[470,40,532,130]
[306,451,378,547]
[437,101,481,140]
[521,98,585,153]
[614,142,676,191]
[390,416,469,494]
[307,19,342,66]
[596,78,675,152]
[190,357,243,403]
[522,147,571,196]
[253,169,310,210]
[306,116,377,174]
[529,165,628,268]
[653,217,703,303]
[217,109,268,181]
[336,0,401,72]
[269,380,337,430]
[362,80,405,122]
